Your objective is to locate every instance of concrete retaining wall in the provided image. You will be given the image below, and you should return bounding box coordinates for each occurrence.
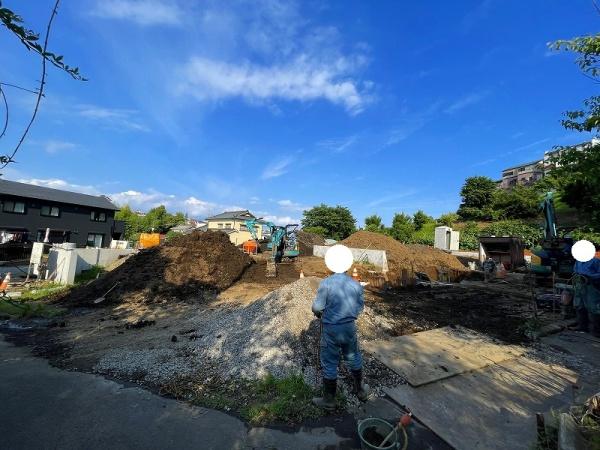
[313,245,389,272]
[47,247,135,284]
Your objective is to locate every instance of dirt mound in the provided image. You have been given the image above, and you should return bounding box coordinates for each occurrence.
[296,230,325,255]
[341,231,466,281]
[62,231,253,306]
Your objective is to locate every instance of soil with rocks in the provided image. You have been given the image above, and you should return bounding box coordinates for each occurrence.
[341,231,467,281]
[59,231,252,306]
[296,231,325,256]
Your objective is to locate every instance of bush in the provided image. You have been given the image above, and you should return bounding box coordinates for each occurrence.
[411,222,436,246]
[302,226,327,236]
[480,220,543,248]
[459,221,480,251]
[571,228,600,246]
[438,212,459,227]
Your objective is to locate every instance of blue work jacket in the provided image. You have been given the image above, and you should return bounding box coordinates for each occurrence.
[574,258,600,280]
[311,273,364,325]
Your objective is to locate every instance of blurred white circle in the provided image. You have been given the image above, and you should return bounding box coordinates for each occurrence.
[325,244,353,274]
[571,239,596,262]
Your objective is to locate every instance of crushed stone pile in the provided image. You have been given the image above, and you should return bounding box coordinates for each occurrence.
[296,230,325,256]
[341,230,467,280]
[95,277,403,396]
[62,231,253,306]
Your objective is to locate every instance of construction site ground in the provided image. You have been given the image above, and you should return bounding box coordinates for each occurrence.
[2,232,599,449]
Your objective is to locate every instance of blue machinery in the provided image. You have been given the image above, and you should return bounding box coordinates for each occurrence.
[244,219,300,277]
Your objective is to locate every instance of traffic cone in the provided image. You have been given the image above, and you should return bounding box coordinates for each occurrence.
[352,267,359,281]
[299,270,305,279]
[0,272,11,293]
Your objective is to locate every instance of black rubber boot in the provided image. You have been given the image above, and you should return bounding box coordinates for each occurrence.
[351,369,370,402]
[591,314,600,338]
[312,378,336,410]
[572,308,589,332]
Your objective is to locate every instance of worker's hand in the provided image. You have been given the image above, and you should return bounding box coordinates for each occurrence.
[313,310,322,319]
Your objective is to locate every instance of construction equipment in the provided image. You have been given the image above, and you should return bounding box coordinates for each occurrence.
[244,219,299,277]
[531,192,574,276]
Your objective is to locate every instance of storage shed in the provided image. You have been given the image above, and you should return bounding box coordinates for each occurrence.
[478,236,525,270]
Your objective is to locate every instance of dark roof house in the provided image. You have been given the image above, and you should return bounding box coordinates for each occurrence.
[206,210,256,221]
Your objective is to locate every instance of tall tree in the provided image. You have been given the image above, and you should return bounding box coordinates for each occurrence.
[364,214,385,233]
[301,204,356,241]
[389,212,415,243]
[550,26,600,227]
[413,210,434,230]
[457,176,498,220]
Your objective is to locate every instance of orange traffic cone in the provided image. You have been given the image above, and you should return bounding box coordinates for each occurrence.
[352,267,359,281]
[299,270,305,279]
[0,272,11,293]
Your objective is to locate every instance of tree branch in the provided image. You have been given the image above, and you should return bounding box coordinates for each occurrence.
[0,86,7,139]
[1,0,59,169]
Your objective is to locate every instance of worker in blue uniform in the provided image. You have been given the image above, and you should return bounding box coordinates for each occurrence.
[311,245,369,410]
[573,256,600,337]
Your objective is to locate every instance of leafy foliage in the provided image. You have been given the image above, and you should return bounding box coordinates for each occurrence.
[115,205,186,241]
[302,226,327,236]
[364,214,386,233]
[411,221,436,246]
[480,220,543,248]
[0,1,85,80]
[389,212,415,243]
[438,212,460,227]
[301,204,356,241]
[413,210,434,230]
[493,185,541,219]
[457,176,498,220]
[458,221,481,251]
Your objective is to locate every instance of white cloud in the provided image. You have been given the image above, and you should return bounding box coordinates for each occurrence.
[277,199,308,212]
[444,91,490,114]
[77,105,149,132]
[317,135,358,153]
[261,215,299,226]
[38,140,78,154]
[91,0,183,26]
[261,157,294,180]
[16,178,99,195]
[179,56,369,115]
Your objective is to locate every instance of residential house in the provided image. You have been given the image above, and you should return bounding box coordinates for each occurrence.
[205,210,262,246]
[499,160,544,190]
[0,179,123,248]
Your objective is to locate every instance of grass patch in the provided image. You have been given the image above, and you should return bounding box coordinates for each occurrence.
[74,265,105,284]
[0,298,66,319]
[161,373,338,425]
[242,373,322,425]
[19,282,70,301]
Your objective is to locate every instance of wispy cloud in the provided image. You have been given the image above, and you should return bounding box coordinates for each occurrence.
[277,199,309,212]
[91,0,183,26]
[470,137,551,167]
[76,105,149,132]
[261,157,294,180]
[16,178,99,195]
[260,214,300,226]
[367,190,418,207]
[317,135,358,153]
[444,91,490,114]
[31,139,78,154]
[379,101,442,150]
[178,56,371,115]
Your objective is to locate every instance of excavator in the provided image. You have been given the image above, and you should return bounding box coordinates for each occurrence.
[531,192,574,276]
[244,219,300,277]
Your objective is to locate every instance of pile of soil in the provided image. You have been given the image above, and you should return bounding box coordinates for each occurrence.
[61,231,253,306]
[296,230,325,256]
[341,231,467,281]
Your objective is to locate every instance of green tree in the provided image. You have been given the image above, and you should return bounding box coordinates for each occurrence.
[389,212,415,243]
[549,27,600,227]
[492,185,541,219]
[302,226,327,236]
[438,212,459,227]
[364,214,386,233]
[301,204,356,241]
[412,210,434,231]
[457,176,498,220]
[459,221,480,251]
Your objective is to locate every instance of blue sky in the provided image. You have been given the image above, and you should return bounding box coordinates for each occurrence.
[0,0,596,225]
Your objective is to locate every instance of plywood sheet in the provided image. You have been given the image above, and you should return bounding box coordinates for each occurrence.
[385,357,578,450]
[363,326,524,386]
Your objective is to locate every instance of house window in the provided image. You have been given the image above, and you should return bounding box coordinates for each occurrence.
[225,223,232,229]
[218,223,224,229]
[518,167,526,172]
[240,224,248,231]
[3,200,25,214]
[87,233,104,247]
[90,211,106,222]
[41,205,60,217]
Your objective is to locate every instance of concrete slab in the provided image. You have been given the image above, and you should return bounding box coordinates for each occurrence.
[364,326,524,386]
[385,357,578,450]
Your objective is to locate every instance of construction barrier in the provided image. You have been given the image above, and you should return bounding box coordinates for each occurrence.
[139,233,161,249]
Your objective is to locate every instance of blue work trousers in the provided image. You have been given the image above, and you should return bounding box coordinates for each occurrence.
[320,321,363,380]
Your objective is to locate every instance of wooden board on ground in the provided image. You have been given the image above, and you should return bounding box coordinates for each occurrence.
[363,326,524,386]
[385,357,578,450]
